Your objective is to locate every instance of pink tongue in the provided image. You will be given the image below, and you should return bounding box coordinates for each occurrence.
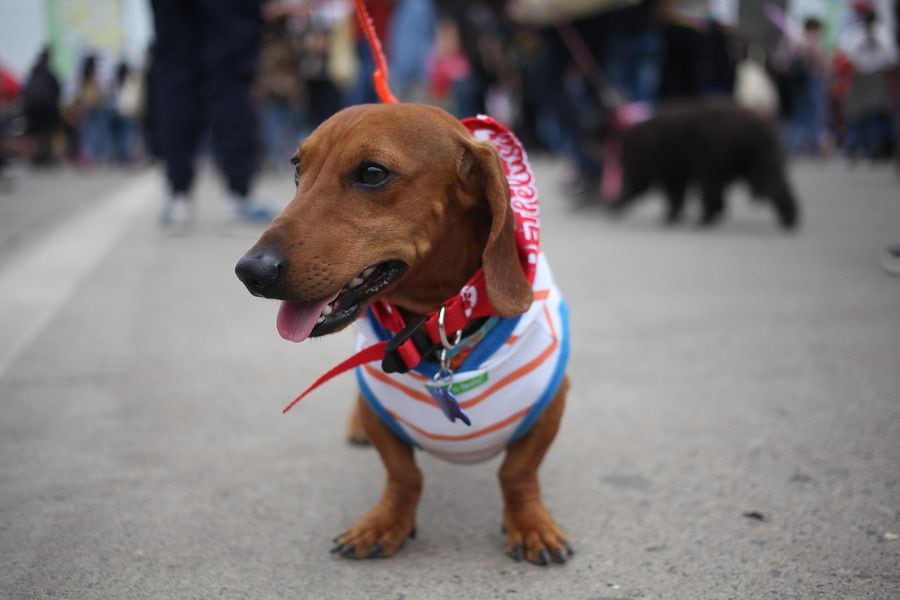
[276,291,340,342]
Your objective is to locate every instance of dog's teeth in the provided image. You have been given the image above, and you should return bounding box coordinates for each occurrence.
[362,267,375,278]
[350,277,364,288]
[316,316,325,324]
[321,304,333,316]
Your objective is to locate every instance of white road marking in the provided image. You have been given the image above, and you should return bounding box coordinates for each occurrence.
[0,172,159,380]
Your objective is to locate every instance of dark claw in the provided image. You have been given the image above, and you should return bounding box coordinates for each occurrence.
[330,543,347,554]
[347,435,371,447]
[563,541,575,556]
[339,544,357,558]
[332,532,347,544]
[554,547,568,563]
[367,544,385,559]
[508,544,524,562]
[537,549,551,566]
[408,527,417,539]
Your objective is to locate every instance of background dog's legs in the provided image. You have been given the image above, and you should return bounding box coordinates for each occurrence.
[499,376,572,565]
[769,179,799,230]
[663,177,687,224]
[332,396,421,559]
[699,181,725,227]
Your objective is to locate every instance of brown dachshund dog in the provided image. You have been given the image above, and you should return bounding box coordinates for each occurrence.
[235,103,571,565]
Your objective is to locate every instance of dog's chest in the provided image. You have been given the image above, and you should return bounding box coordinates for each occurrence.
[355,253,569,463]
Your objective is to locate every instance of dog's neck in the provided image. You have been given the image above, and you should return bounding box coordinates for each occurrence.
[381,205,490,317]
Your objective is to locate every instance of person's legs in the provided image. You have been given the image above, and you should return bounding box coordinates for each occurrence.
[632,30,663,104]
[788,81,816,155]
[151,0,204,195]
[808,76,826,154]
[346,39,377,106]
[199,0,261,199]
[260,100,288,171]
[845,116,862,160]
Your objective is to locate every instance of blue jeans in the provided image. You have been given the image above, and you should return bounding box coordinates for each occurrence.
[787,76,825,155]
[605,30,663,103]
[346,39,377,106]
[846,112,893,159]
[80,108,113,162]
[260,100,299,170]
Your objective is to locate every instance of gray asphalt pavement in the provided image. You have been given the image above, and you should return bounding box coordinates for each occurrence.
[1,158,898,599]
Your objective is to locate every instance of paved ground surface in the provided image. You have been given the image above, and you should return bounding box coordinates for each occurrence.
[0,157,898,600]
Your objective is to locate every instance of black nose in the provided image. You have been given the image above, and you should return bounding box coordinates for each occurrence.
[235,249,284,296]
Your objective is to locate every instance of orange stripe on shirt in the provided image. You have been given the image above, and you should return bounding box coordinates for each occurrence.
[363,364,437,407]
[390,406,531,442]
[363,301,559,414]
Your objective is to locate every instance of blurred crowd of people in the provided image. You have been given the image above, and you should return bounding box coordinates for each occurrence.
[4,48,146,169]
[772,0,899,160]
[0,0,898,195]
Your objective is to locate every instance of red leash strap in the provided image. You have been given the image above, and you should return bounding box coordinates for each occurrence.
[354,0,399,104]
[283,341,388,413]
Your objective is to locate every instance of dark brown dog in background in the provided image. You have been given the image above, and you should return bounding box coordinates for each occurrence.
[615,101,800,230]
[235,103,571,565]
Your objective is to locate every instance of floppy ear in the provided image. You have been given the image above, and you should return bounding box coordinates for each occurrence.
[460,140,533,317]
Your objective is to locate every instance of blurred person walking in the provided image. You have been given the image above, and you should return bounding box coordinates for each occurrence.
[0,62,22,185]
[76,55,112,166]
[773,17,829,155]
[658,0,737,101]
[257,14,302,171]
[151,0,274,231]
[109,61,144,165]
[388,0,437,102]
[657,0,710,99]
[840,0,898,161]
[22,48,61,166]
[299,25,343,129]
[604,0,664,104]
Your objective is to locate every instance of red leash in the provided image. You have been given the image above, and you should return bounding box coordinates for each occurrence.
[354,0,399,104]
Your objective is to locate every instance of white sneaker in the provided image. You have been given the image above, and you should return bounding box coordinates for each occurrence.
[229,192,277,225]
[160,193,195,235]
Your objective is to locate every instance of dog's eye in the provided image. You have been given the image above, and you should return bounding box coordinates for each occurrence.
[355,163,391,188]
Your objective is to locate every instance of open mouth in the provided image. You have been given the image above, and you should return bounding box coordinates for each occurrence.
[276,260,407,342]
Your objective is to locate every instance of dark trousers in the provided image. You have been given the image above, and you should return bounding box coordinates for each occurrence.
[151,0,261,196]
[658,24,705,100]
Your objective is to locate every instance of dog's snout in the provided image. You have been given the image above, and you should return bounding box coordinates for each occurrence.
[235,250,284,296]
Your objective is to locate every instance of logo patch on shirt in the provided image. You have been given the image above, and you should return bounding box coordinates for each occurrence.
[425,371,489,395]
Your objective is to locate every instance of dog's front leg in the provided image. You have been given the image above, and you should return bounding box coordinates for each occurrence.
[499,376,573,565]
[332,396,421,559]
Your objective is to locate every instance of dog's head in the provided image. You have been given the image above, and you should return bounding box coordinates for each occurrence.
[235,103,532,342]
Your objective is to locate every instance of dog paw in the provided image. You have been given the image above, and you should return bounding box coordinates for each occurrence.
[331,509,416,559]
[503,504,573,566]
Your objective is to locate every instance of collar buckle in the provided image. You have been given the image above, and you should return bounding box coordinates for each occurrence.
[381,315,441,374]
